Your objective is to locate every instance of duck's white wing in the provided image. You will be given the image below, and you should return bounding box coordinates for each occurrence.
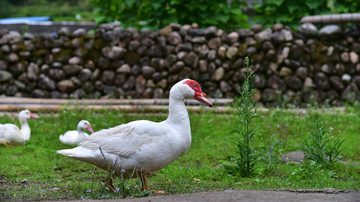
[79,120,166,158]
[0,124,23,144]
[59,130,79,145]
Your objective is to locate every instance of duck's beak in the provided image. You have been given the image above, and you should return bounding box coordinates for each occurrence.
[87,125,95,133]
[30,113,39,119]
[194,92,213,107]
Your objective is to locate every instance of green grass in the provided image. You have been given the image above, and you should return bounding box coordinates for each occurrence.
[0,106,359,200]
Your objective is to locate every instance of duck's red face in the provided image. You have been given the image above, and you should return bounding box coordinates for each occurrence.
[184,80,213,107]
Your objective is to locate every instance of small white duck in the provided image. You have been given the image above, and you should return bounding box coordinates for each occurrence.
[59,120,95,146]
[57,79,213,192]
[0,109,39,147]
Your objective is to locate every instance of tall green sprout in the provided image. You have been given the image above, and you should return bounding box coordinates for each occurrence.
[303,114,345,168]
[226,56,258,178]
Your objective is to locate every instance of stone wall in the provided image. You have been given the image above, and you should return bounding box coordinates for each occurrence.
[0,22,360,107]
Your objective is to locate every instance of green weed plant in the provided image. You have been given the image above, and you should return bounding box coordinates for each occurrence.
[303,114,345,168]
[225,57,258,178]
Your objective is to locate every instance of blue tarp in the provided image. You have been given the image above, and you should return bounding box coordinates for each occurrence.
[0,16,52,23]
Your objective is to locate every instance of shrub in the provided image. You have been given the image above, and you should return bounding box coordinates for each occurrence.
[90,0,249,31]
[253,0,360,29]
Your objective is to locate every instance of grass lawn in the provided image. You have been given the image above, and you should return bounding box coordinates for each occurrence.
[0,106,359,200]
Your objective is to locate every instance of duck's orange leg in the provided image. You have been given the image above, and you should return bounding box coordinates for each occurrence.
[107,177,116,192]
[140,173,150,191]
[1,141,12,147]
[140,173,165,194]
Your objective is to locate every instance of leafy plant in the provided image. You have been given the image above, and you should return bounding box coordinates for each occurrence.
[253,0,360,29]
[90,0,249,31]
[225,56,259,178]
[303,114,345,168]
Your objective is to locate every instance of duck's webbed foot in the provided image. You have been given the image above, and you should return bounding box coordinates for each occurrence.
[1,141,12,147]
[140,173,165,194]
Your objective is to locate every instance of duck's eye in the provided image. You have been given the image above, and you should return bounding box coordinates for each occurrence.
[193,84,197,88]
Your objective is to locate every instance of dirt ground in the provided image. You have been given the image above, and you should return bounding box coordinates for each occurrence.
[63,190,360,202]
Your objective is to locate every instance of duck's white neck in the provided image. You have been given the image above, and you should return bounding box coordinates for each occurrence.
[77,128,87,140]
[19,118,31,141]
[166,87,191,131]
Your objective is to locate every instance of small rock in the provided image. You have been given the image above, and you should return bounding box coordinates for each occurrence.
[218,46,226,58]
[284,76,302,90]
[251,24,263,33]
[341,74,351,84]
[255,28,272,42]
[226,47,238,60]
[7,53,19,62]
[208,37,222,50]
[38,74,56,90]
[183,52,199,67]
[159,25,172,36]
[279,67,293,77]
[192,36,206,44]
[303,77,314,92]
[21,179,28,183]
[78,69,92,82]
[329,76,344,92]
[68,56,82,65]
[102,46,126,59]
[117,64,131,74]
[273,29,293,42]
[314,72,330,90]
[350,51,359,64]
[341,82,359,102]
[58,27,71,36]
[0,70,12,82]
[228,32,239,44]
[63,64,82,76]
[220,81,232,93]
[340,52,350,63]
[57,80,75,93]
[101,70,115,85]
[298,23,318,36]
[27,62,39,81]
[153,88,164,98]
[141,66,155,78]
[167,32,182,45]
[319,25,342,39]
[281,151,304,163]
[267,75,287,91]
[212,67,225,81]
[204,26,217,38]
[72,28,86,38]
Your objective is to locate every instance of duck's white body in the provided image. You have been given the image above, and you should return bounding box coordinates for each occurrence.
[59,120,94,146]
[57,79,212,190]
[0,110,39,146]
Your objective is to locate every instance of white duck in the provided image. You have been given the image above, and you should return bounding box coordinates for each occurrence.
[0,109,39,147]
[59,120,95,146]
[57,79,213,192]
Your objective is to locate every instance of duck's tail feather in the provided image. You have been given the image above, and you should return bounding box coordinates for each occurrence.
[57,147,93,158]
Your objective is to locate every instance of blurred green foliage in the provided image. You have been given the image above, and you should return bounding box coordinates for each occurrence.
[253,0,360,29]
[0,0,93,21]
[2,0,360,31]
[90,0,250,31]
